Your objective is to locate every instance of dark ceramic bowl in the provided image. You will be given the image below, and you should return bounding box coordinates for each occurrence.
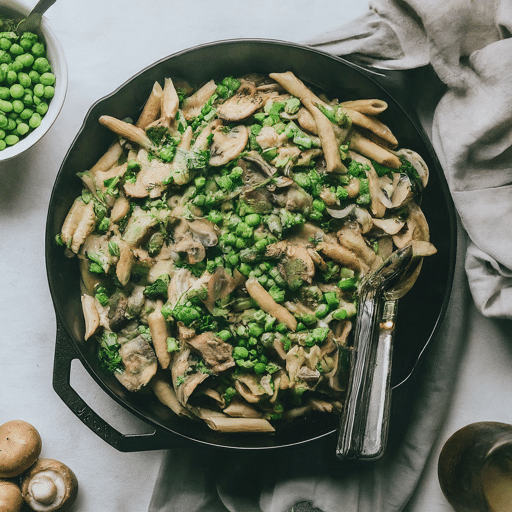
[45,39,456,452]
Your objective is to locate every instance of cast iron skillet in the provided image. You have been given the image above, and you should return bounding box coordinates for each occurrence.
[45,39,457,452]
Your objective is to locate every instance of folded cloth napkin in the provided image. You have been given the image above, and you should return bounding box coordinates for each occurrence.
[149,1,511,510]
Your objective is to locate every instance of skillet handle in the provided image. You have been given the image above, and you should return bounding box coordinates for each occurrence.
[52,320,183,452]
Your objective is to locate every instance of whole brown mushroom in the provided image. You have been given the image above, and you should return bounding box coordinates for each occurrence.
[0,420,42,478]
[21,459,78,512]
[0,479,23,512]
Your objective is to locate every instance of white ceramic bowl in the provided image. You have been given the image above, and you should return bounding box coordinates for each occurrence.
[0,0,67,163]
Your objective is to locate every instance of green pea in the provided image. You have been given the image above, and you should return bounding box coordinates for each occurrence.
[0,38,10,51]
[22,93,33,106]
[28,114,41,129]
[40,72,55,86]
[28,70,40,83]
[0,129,4,139]
[0,139,5,150]
[6,118,15,131]
[0,99,12,112]
[254,362,266,375]
[33,57,50,73]
[0,50,11,64]
[17,53,34,68]
[9,43,23,56]
[35,102,47,115]
[0,87,9,100]
[34,83,44,97]
[11,60,23,72]
[12,100,23,113]
[31,42,45,57]
[10,84,24,99]
[0,114,6,128]
[315,303,329,319]
[43,86,54,99]
[15,116,22,125]
[248,322,264,337]
[16,122,29,136]
[245,213,262,227]
[33,95,41,106]
[5,134,19,145]
[20,108,33,120]
[6,70,16,85]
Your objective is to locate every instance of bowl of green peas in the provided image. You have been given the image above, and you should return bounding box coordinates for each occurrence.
[0,0,67,162]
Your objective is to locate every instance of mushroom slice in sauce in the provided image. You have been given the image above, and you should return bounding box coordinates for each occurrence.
[185,331,235,373]
[115,335,158,392]
[209,125,249,166]
[217,80,263,121]
[171,348,210,406]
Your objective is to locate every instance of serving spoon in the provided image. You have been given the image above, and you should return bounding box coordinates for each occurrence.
[336,244,420,460]
[16,0,57,33]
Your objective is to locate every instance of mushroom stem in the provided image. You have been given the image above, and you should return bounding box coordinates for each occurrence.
[29,475,58,506]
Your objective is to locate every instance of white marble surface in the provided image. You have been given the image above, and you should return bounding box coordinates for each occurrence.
[1,1,511,511]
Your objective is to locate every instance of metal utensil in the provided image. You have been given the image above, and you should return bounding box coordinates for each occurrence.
[336,244,417,460]
[360,258,423,459]
[17,0,56,33]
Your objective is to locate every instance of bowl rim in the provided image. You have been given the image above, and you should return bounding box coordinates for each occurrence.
[0,0,68,162]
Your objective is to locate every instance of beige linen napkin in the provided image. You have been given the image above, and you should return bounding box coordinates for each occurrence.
[149,1,511,510]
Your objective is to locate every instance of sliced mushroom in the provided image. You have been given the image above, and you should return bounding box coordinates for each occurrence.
[371,217,406,235]
[172,236,206,264]
[115,335,158,391]
[185,331,235,373]
[123,159,172,198]
[235,374,271,403]
[391,175,414,208]
[241,150,277,178]
[217,80,263,121]
[188,219,219,247]
[393,202,430,248]
[209,125,249,166]
[394,147,429,188]
[171,348,209,405]
[107,290,129,332]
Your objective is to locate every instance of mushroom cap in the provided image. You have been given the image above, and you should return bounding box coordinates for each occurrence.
[21,459,78,512]
[0,420,42,478]
[0,479,23,512]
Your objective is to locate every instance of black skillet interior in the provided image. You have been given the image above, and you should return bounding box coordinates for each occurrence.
[46,39,456,451]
